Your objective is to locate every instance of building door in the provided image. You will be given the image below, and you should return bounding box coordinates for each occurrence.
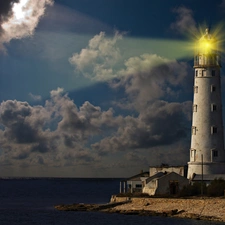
[169,181,179,195]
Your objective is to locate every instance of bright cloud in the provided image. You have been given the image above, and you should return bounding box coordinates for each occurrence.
[115,54,188,109]
[69,31,123,80]
[0,0,53,51]
[70,32,192,109]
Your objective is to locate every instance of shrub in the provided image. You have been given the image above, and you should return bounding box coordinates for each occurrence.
[179,182,206,197]
[207,178,225,197]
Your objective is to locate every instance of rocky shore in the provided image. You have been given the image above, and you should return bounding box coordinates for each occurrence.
[55,196,225,222]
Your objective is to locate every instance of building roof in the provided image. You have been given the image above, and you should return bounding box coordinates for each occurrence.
[192,174,225,181]
[145,172,165,183]
[145,171,189,184]
[126,171,149,181]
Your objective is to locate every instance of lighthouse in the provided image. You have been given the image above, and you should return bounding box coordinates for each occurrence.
[187,28,225,179]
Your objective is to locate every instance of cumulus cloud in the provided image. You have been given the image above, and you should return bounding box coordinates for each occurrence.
[0,0,53,51]
[69,32,191,108]
[69,31,123,80]
[0,1,19,23]
[0,88,120,168]
[0,83,192,172]
[0,27,193,174]
[68,32,192,165]
[114,54,190,110]
[171,6,197,35]
[92,100,191,155]
[0,100,50,144]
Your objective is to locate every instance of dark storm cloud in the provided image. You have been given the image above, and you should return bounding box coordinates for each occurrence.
[0,89,119,167]
[64,151,94,165]
[0,100,49,144]
[12,151,29,160]
[31,142,54,154]
[53,92,120,142]
[92,100,192,154]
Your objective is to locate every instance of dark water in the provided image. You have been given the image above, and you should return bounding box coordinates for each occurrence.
[0,178,223,225]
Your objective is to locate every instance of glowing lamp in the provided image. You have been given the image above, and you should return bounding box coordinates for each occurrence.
[194,28,221,67]
[196,28,218,54]
[198,39,216,53]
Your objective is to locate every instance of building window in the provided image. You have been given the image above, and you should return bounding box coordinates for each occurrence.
[211,149,218,162]
[211,104,217,111]
[135,184,142,188]
[202,70,206,76]
[192,126,197,135]
[212,70,216,76]
[195,56,199,65]
[211,126,217,134]
[193,104,197,112]
[213,150,218,157]
[194,86,198,93]
[191,149,196,161]
[195,70,198,77]
[211,85,216,92]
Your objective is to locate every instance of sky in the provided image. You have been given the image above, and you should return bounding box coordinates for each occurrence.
[0,0,225,178]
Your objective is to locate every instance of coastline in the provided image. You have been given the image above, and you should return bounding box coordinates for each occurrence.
[108,196,225,222]
[55,196,225,222]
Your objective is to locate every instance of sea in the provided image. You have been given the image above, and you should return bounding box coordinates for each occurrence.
[0,177,224,225]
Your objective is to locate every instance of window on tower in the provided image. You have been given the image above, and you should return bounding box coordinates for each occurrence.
[192,126,197,135]
[193,104,197,112]
[211,126,217,134]
[194,86,198,93]
[211,104,217,111]
[212,70,216,76]
[213,150,218,157]
[211,149,218,161]
[202,70,206,76]
[211,85,216,92]
[191,149,196,161]
[195,70,198,77]
[195,56,199,66]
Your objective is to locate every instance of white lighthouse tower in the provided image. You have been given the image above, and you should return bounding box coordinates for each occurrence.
[187,28,225,179]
